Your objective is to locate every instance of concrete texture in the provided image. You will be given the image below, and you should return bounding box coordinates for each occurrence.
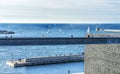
[85,44,120,74]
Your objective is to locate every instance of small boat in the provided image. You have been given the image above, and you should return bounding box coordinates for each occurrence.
[87,27,90,34]
[0,30,15,34]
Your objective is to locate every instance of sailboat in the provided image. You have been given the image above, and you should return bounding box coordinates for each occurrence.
[87,27,90,34]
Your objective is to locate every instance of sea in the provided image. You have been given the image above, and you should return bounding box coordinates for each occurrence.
[0,23,119,74]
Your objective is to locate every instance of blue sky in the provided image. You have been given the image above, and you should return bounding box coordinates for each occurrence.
[0,0,120,23]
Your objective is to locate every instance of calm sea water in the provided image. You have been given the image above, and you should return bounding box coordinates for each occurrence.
[0,23,119,74]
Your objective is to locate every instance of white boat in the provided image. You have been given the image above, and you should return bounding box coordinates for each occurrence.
[87,27,90,34]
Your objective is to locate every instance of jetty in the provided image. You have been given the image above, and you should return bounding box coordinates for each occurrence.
[0,36,120,46]
[6,54,84,67]
[96,27,120,32]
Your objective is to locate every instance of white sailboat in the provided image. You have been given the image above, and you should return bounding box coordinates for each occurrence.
[87,27,90,34]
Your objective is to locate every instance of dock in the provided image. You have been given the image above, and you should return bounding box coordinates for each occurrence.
[6,54,84,67]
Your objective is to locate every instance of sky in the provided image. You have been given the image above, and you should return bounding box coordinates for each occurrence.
[0,0,120,23]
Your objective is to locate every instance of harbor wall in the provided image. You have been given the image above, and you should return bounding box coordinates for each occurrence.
[0,37,119,46]
[85,44,120,74]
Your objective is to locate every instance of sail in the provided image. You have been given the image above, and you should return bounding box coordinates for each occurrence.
[87,27,90,34]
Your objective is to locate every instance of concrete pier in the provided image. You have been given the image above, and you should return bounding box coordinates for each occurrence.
[6,54,84,67]
[0,37,120,46]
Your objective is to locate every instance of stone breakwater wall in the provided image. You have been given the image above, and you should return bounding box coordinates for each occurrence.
[85,44,120,74]
[0,37,120,46]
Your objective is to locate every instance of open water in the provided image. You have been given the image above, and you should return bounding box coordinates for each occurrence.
[0,23,119,74]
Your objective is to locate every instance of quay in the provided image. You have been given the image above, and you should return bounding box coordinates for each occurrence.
[6,54,84,67]
[0,36,120,46]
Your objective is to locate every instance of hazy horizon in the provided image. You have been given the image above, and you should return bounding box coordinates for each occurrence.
[0,0,120,23]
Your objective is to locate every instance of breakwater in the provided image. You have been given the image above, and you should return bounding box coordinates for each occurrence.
[0,37,120,46]
[6,54,84,67]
